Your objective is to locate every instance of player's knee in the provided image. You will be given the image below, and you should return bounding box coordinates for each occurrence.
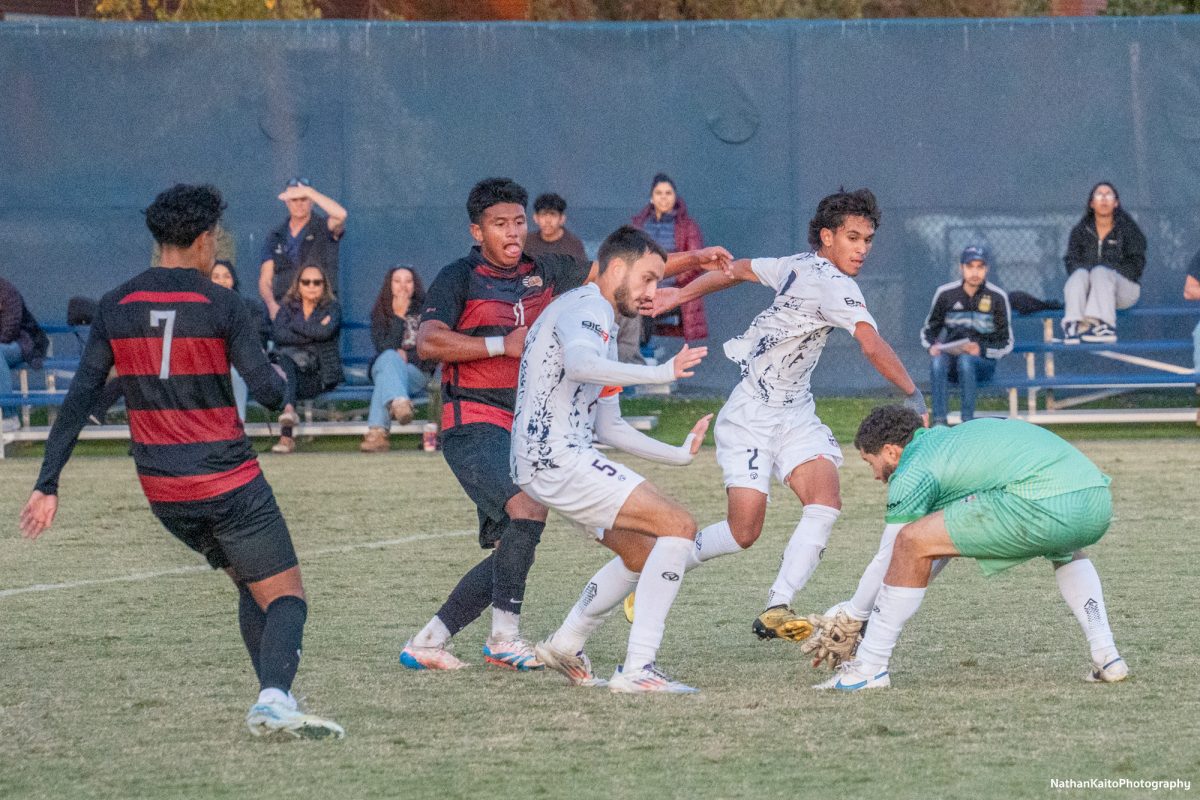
[729,521,763,549]
[662,507,697,540]
[505,491,548,522]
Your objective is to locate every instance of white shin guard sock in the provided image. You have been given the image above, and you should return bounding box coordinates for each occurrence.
[413,615,452,648]
[766,504,840,609]
[684,520,745,571]
[552,557,640,654]
[490,608,520,641]
[625,536,693,671]
[1055,558,1118,664]
[855,583,927,671]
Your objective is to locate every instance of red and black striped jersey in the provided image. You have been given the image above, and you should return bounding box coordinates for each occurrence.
[421,248,588,431]
[35,268,285,504]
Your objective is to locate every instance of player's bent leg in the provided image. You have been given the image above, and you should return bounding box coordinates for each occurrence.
[242,567,343,739]
[483,492,548,670]
[1054,551,1127,683]
[756,458,842,641]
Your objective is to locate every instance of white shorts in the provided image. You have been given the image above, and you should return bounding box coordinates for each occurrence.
[519,449,645,539]
[714,385,843,497]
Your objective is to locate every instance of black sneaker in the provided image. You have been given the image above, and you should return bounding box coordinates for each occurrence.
[1081,323,1117,343]
[1061,320,1081,344]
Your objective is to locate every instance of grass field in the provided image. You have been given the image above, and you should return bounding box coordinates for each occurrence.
[2,424,1198,798]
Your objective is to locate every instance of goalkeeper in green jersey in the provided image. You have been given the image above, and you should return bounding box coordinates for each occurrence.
[813,405,1127,692]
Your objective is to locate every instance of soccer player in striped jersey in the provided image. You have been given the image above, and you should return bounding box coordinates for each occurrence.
[400,179,730,672]
[814,405,1127,691]
[19,184,343,739]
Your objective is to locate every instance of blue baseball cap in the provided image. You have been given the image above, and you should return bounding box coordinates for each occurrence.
[960,245,989,265]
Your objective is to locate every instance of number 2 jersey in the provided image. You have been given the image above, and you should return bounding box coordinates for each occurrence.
[35,267,284,504]
[723,252,877,412]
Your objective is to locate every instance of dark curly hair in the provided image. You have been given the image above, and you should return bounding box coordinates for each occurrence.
[597,225,668,274]
[144,184,226,248]
[853,404,923,454]
[808,188,881,250]
[467,178,528,224]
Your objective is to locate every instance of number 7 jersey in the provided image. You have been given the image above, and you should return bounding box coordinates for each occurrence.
[34,267,277,504]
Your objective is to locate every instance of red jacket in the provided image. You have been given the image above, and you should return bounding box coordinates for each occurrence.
[631,197,709,341]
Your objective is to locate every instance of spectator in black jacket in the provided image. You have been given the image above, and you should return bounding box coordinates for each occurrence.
[920,246,1013,426]
[1,276,49,427]
[1061,181,1146,344]
[360,266,435,453]
[271,265,343,454]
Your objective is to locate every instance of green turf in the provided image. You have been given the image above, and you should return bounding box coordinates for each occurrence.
[2,435,1197,798]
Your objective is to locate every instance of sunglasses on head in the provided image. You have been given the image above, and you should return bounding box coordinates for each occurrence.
[286,177,312,188]
[300,278,324,286]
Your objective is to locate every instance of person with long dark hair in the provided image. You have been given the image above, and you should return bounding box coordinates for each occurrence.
[360,266,434,453]
[271,264,343,454]
[1061,181,1146,344]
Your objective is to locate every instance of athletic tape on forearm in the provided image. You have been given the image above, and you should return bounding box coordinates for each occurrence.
[484,336,505,358]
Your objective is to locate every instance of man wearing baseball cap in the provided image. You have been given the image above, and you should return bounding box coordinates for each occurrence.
[257,178,348,320]
[919,245,1013,426]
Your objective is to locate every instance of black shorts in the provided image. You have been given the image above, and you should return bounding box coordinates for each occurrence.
[150,474,298,584]
[441,422,522,548]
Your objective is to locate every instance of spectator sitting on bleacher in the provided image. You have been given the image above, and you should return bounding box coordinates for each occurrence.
[360,266,435,453]
[210,260,256,423]
[1061,181,1146,345]
[920,245,1013,426]
[271,265,343,454]
[1,275,49,430]
[258,178,347,321]
[1184,246,1200,425]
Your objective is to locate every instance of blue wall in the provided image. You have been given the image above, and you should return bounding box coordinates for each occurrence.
[3,17,1199,392]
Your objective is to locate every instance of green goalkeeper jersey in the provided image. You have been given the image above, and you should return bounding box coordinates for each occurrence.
[885,419,1111,524]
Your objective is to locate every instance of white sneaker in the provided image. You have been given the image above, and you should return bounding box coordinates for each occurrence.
[399,639,470,671]
[608,664,698,694]
[813,660,891,692]
[534,640,607,687]
[482,637,544,671]
[1086,656,1129,683]
[246,697,345,739]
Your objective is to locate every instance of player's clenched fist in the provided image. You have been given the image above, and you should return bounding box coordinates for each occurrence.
[669,344,707,379]
[503,326,528,358]
[694,246,734,274]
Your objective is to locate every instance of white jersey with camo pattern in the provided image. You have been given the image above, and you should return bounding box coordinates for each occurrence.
[511,284,617,483]
[723,252,878,410]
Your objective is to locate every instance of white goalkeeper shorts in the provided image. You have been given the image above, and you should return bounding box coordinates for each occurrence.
[715,384,843,497]
[518,449,645,539]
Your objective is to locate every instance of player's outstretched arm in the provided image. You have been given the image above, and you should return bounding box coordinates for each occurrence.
[652,258,757,316]
[663,246,734,278]
[852,322,927,418]
[593,397,711,465]
[563,338,706,388]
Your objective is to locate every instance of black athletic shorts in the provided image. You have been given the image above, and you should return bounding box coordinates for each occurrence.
[150,473,299,584]
[441,422,522,549]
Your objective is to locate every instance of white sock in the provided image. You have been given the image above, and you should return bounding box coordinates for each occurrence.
[847,547,892,620]
[256,687,292,707]
[766,505,840,609]
[625,536,693,671]
[684,520,744,571]
[490,608,520,641]
[551,557,640,654]
[1055,559,1119,664]
[412,615,452,648]
[856,583,927,671]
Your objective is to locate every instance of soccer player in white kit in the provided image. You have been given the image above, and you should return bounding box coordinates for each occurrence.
[651,188,927,642]
[511,226,717,693]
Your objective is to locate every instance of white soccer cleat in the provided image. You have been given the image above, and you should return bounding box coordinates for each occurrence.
[1086,656,1129,683]
[246,697,345,740]
[482,637,545,671]
[608,664,699,694]
[812,659,891,692]
[534,640,607,687]
[399,639,470,671]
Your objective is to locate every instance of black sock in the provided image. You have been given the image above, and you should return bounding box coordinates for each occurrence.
[492,518,545,614]
[259,595,307,694]
[436,553,494,636]
[237,583,267,684]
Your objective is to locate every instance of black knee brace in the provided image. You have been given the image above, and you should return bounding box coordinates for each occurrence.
[492,518,545,614]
